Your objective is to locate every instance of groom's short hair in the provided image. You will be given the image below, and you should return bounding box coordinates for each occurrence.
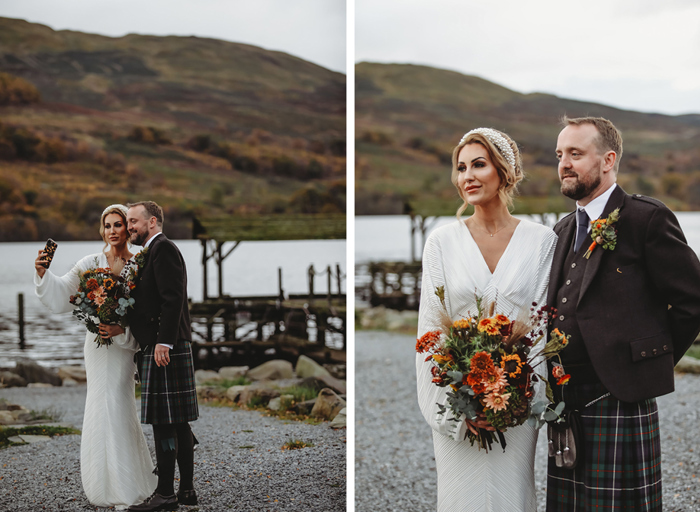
[561,116,623,172]
[128,201,164,227]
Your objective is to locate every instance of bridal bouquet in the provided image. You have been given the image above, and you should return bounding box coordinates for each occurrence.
[69,258,138,347]
[416,288,570,452]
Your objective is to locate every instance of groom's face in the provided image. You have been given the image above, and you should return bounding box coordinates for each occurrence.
[556,124,605,203]
[127,206,151,246]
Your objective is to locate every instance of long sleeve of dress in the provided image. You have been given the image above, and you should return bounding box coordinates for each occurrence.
[415,233,468,441]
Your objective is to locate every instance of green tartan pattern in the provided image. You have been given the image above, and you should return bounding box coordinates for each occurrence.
[547,383,662,511]
[139,342,199,425]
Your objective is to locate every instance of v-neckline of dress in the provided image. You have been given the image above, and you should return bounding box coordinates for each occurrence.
[460,218,523,277]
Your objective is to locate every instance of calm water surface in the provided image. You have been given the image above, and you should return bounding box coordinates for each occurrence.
[0,239,345,368]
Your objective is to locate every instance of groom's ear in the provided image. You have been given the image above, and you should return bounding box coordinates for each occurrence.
[602,150,617,174]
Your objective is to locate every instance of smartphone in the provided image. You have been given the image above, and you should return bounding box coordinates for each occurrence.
[41,238,58,269]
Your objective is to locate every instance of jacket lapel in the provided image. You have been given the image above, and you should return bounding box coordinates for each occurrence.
[578,185,627,303]
[548,213,576,306]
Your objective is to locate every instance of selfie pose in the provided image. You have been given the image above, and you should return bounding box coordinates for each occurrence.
[34,204,157,509]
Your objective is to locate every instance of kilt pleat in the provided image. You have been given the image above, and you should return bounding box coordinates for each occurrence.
[546,383,662,511]
[139,342,199,425]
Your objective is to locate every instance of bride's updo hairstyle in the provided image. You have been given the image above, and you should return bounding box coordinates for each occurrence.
[451,128,523,217]
[99,204,130,250]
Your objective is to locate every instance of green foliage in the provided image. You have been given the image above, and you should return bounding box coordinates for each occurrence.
[686,343,700,360]
[278,385,318,404]
[282,439,314,450]
[28,407,63,423]
[0,425,80,450]
[201,377,251,388]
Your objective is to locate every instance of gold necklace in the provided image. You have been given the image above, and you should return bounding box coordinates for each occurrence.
[471,219,512,237]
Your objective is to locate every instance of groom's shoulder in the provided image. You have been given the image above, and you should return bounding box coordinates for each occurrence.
[629,193,666,209]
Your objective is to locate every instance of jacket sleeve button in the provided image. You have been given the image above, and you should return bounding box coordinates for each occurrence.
[641,351,646,357]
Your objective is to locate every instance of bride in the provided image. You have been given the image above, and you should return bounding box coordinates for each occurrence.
[34,204,157,509]
[416,128,557,511]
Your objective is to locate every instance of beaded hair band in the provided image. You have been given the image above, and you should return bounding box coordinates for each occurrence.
[459,128,517,172]
[101,204,128,218]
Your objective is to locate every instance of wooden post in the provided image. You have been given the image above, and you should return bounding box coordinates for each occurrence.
[308,265,315,300]
[410,214,416,262]
[336,264,342,298]
[217,242,224,298]
[201,239,208,301]
[18,293,25,349]
[278,267,284,301]
[326,265,332,302]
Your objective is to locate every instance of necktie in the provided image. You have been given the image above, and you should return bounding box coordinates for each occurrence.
[574,208,589,253]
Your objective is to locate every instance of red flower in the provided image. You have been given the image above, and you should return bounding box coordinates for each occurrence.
[87,278,99,291]
[557,374,571,386]
[416,331,441,353]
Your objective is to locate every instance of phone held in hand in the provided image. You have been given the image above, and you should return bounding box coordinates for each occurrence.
[42,238,58,268]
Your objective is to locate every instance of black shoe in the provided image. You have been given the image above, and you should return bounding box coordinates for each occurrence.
[177,489,198,506]
[128,493,179,511]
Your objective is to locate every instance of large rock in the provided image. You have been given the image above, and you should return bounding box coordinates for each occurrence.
[218,366,249,381]
[268,394,295,412]
[330,407,347,429]
[14,360,62,386]
[298,376,346,395]
[310,388,346,420]
[246,360,294,381]
[237,382,281,406]
[295,355,331,378]
[58,366,87,383]
[0,370,27,388]
[0,410,16,425]
[225,385,249,402]
[196,385,227,399]
[292,399,316,416]
[676,355,700,374]
[194,369,222,385]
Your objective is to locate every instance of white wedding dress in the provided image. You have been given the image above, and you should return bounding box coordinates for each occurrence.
[416,219,557,512]
[34,253,157,508]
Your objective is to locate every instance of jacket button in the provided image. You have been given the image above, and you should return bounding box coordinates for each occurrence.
[571,263,577,268]
[652,348,657,355]
[566,280,571,285]
[641,351,646,357]
[562,298,568,303]
[663,345,668,351]
[559,315,565,321]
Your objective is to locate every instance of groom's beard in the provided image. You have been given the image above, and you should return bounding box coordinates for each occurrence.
[560,166,602,201]
[129,229,147,246]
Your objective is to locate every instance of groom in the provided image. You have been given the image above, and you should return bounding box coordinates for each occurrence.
[546,116,700,511]
[126,201,199,511]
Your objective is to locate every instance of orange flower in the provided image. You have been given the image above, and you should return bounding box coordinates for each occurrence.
[103,277,115,291]
[432,354,453,365]
[452,318,471,330]
[87,278,99,290]
[129,282,136,290]
[483,391,511,412]
[416,331,441,353]
[87,291,96,301]
[483,367,508,393]
[500,354,523,378]
[470,351,495,374]
[552,365,565,379]
[477,318,495,333]
[557,374,571,386]
[493,314,510,326]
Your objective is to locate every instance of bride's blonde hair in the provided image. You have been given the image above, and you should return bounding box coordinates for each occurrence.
[451,128,523,218]
[99,204,130,252]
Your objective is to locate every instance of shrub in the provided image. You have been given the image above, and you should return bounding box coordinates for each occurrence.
[0,73,41,105]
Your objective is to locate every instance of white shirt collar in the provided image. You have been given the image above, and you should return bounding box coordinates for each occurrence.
[577,183,617,231]
[144,231,162,248]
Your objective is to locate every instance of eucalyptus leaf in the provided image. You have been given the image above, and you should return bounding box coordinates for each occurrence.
[543,410,558,422]
[446,371,463,382]
[531,401,547,415]
[554,401,566,415]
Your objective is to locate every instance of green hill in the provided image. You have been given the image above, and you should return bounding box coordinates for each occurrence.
[356,62,700,216]
[0,17,346,241]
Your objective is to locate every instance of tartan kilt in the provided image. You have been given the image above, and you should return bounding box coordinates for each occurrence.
[138,341,199,425]
[546,383,662,511]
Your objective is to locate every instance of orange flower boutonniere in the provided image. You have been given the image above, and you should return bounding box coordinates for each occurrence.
[584,208,620,259]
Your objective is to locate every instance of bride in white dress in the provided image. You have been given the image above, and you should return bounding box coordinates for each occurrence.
[34,204,157,509]
[416,128,557,511]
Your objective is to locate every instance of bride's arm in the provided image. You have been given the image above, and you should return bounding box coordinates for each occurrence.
[106,326,140,353]
[34,254,97,314]
[415,233,468,441]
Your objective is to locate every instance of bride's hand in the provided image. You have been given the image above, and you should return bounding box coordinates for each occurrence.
[34,250,48,278]
[99,323,125,339]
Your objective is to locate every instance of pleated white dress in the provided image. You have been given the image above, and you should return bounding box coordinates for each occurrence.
[34,253,157,509]
[416,219,557,512]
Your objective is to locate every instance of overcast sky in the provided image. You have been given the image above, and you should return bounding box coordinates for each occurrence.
[0,0,346,73]
[356,0,700,116]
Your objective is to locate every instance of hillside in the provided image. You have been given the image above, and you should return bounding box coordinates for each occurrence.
[356,62,700,215]
[0,17,346,241]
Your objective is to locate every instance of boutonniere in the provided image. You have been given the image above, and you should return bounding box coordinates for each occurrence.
[584,208,620,259]
[133,247,149,273]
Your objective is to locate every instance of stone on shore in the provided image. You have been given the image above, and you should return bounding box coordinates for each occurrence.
[330,407,347,429]
[268,394,295,412]
[7,434,52,444]
[0,371,27,388]
[247,360,294,381]
[0,410,16,425]
[14,360,62,387]
[218,366,249,380]
[58,367,87,384]
[295,355,331,378]
[225,385,249,402]
[196,385,227,399]
[311,388,346,420]
[195,369,222,384]
[292,399,316,416]
[359,306,418,332]
[27,383,54,389]
[237,382,281,406]
[676,355,700,374]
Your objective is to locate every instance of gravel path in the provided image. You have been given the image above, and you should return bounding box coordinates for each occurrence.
[356,331,700,512]
[0,386,346,512]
